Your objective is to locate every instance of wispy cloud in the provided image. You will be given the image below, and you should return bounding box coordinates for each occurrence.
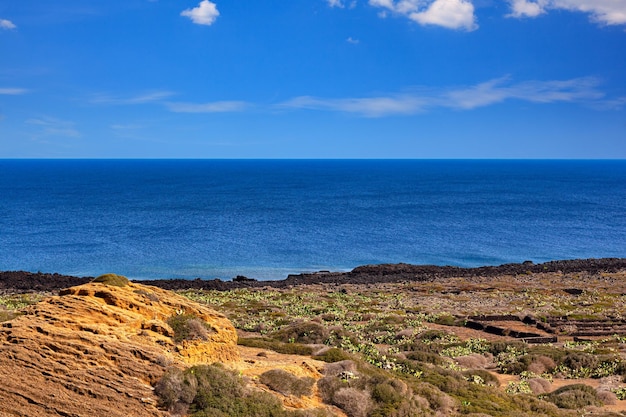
[347,36,360,44]
[26,117,81,138]
[327,0,345,7]
[507,0,626,25]
[279,95,427,117]
[90,91,175,105]
[326,0,357,9]
[166,101,248,113]
[279,77,613,117]
[0,19,16,30]
[110,124,144,130]
[181,0,220,26]
[442,77,604,109]
[0,88,28,95]
[368,0,477,31]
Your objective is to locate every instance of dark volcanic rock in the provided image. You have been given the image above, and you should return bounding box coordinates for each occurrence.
[2,258,626,293]
[0,271,90,293]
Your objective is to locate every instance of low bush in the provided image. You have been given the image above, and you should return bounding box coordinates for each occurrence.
[526,377,552,395]
[237,337,314,355]
[167,314,214,343]
[488,341,526,356]
[314,348,354,363]
[92,273,129,287]
[542,384,603,409]
[404,350,445,366]
[323,360,358,377]
[154,364,313,417]
[0,311,21,322]
[561,352,598,372]
[154,367,198,414]
[332,387,372,417]
[272,321,329,344]
[259,369,314,397]
[455,353,491,370]
[462,370,500,387]
[596,389,617,405]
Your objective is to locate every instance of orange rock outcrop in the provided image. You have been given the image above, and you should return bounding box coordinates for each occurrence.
[0,281,239,417]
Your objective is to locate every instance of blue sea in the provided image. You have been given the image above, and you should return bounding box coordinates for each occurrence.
[0,159,625,280]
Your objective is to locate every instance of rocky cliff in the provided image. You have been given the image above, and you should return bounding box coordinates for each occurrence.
[0,280,239,417]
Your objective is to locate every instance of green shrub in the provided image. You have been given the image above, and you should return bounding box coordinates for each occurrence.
[154,367,198,413]
[317,376,344,404]
[259,369,314,397]
[167,314,215,343]
[462,370,500,387]
[237,337,314,355]
[92,273,129,287]
[133,289,160,302]
[405,350,445,366]
[371,382,403,407]
[272,321,329,344]
[332,387,372,417]
[561,352,598,372]
[542,384,602,409]
[155,364,307,417]
[314,348,354,363]
[323,360,358,378]
[488,341,526,356]
[0,311,21,322]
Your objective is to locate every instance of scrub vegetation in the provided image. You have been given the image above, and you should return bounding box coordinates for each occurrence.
[177,271,626,416]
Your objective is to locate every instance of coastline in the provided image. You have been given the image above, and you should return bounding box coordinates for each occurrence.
[2,257,625,293]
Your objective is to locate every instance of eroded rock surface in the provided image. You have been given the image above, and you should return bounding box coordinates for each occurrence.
[0,282,238,417]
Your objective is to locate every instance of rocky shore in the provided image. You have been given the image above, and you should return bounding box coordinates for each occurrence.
[2,258,625,293]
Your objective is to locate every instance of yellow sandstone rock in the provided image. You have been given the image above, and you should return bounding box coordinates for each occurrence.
[0,280,239,417]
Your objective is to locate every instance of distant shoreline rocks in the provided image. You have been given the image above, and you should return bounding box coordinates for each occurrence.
[1,258,625,293]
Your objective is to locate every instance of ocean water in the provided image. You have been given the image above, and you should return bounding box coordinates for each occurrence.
[0,159,624,280]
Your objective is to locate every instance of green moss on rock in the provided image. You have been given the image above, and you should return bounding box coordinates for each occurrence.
[92,273,130,287]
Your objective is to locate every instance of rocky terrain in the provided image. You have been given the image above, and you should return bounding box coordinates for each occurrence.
[2,258,625,293]
[1,260,625,416]
[0,278,240,417]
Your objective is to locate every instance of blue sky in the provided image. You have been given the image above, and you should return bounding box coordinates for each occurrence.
[1,0,625,158]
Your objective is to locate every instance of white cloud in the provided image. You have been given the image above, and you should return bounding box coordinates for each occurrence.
[26,117,81,138]
[442,77,604,109]
[327,0,357,8]
[0,88,28,95]
[279,77,611,117]
[507,0,626,25]
[280,95,427,117]
[368,0,477,31]
[507,0,547,18]
[181,1,220,26]
[90,91,175,105]
[347,36,360,43]
[410,0,477,30]
[0,19,16,30]
[166,101,248,113]
[327,0,345,7]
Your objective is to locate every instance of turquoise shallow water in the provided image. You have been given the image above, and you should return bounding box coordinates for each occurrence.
[0,159,624,280]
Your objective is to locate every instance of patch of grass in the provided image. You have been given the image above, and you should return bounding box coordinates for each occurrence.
[313,348,355,363]
[92,273,129,287]
[0,293,44,310]
[0,311,22,322]
[237,337,314,355]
